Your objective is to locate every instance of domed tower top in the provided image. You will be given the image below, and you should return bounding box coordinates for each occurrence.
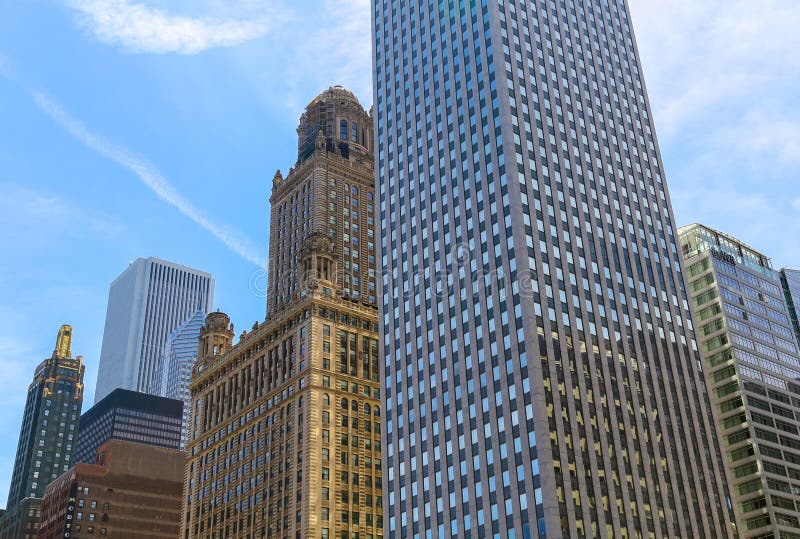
[296,85,372,163]
[198,311,234,362]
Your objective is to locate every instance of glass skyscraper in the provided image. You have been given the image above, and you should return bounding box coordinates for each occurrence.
[159,309,206,448]
[373,0,734,536]
[780,268,800,346]
[680,224,800,537]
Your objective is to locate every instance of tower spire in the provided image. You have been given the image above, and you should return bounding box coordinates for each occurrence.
[54,324,72,358]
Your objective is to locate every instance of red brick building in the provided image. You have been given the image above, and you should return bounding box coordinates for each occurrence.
[38,440,183,538]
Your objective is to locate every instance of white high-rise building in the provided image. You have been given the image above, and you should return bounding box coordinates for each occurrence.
[94,257,214,404]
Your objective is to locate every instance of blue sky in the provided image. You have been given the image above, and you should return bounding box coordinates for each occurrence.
[0,0,797,507]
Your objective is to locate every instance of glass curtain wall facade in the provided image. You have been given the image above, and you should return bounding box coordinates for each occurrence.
[160,309,207,448]
[780,269,800,346]
[374,0,734,536]
[681,224,800,537]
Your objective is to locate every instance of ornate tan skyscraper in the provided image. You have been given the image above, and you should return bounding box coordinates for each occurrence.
[182,87,382,539]
[268,86,376,315]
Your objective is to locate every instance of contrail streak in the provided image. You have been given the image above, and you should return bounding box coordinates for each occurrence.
[28,90,265,266]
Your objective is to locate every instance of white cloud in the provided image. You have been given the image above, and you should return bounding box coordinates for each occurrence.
[628,0,800,139]
[66,0,278,54]
[627,0,800,269]
[29,90,266,266]
[238,0,372,115]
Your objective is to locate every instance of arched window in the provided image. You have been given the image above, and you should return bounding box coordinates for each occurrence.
[374,406,380,417]
[341,398,348,409]
[364,403,371,415]
[351,400,359,412]
[340,120,348,140]
[351,121,358,142]
[322,394,330,406]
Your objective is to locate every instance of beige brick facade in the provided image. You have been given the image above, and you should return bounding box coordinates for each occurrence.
[182,87,382,539]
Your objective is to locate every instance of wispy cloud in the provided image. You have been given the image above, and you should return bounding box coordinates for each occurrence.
[628,0,800,268]
[1,188,74,220]
[28,90,266,265]
[629,0,800,139]
[65,0,278,54]
[284,0,372,108]
[62,0,372,111]
[0,186,123,247]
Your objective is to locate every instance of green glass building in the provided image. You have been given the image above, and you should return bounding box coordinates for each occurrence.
[4,326,85,522]
[680,224,800,537]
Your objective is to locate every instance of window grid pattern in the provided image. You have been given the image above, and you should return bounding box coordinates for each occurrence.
[376,0,734,537]
[682,225,800,537]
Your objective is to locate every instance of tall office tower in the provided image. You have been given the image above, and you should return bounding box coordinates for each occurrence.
[680,224,800,537]
[160,309,207,448]
[1,326,84,538]
[94,257,214,404]
[73,388,183,465]
[780,269,800,345]
[374,1,735,536]
[182,88,382,539]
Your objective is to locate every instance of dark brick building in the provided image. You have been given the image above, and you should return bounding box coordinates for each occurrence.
[38,440,184,538]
